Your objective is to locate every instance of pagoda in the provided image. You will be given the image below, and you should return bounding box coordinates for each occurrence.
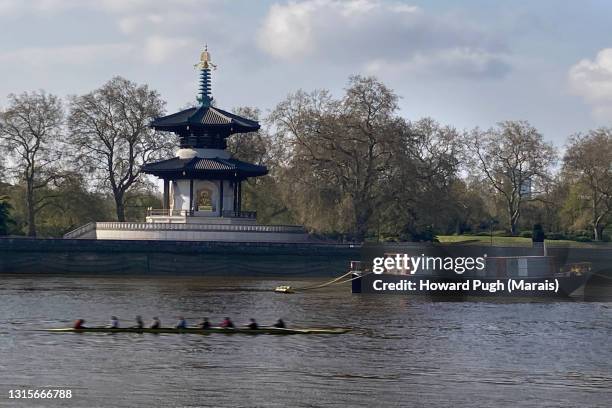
[142,46,267,221]
[64,46,308,242]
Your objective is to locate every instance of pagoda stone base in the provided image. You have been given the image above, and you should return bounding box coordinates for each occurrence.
[64,221,310,243]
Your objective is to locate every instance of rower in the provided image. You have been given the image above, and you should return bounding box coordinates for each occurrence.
[109,316,119,328]
[73,319,85,329]
[176,316,187,329]
[273,319,286,328]
[134,315,144,329]
[150,317,161,329]
[220,317,234,328]
[199,318,211,329]
[248,318,258,330]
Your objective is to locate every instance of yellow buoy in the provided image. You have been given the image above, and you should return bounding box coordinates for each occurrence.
[274,285,295,294]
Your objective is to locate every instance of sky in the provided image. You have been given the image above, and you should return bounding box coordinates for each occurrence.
[0,0,611,147]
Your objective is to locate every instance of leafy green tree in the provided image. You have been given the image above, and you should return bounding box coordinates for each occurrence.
[35,176,113,236]
[124,189,162,222]
[227,107,294,225]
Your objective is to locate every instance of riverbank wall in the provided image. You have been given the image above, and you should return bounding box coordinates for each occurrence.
[0,238,359,276]
[0,238,609,278]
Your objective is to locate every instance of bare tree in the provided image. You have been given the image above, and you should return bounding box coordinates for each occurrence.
[564,129,612,240]
[383,118,462,239]
[465,121,557,235]
[227,107,269,166]
[270,76,400,240]
[0,91,64,236]
[67,77,172,221]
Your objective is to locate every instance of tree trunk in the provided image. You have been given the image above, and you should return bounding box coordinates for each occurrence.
[597,225,605,241]
[354,221,368,243]
[508,204,520,236]
[353,200,371,243]
[26,204,36,237]
[510,220,518,236]
[593,221,605,241]
[115,193,125,222]
[26,183,36,237]
[593,225,600,241]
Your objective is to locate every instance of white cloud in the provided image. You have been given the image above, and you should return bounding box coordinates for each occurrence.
[366,47,510,78]
[256,0,509,78]
[118,10,206,35]
[144,36,195,64]
[257,1,317,60]
[0,0,20,15]
[0,0,232,70]
[0,0,97,15]
[119,14,164,35]
[338,0,379,17]
[0,35,193,69]
[389,3,419,13]
[257,0,425,61]
[94,0,157,14]
[569,48,612,119]
[0,43,134,68]
[0,0,202,17]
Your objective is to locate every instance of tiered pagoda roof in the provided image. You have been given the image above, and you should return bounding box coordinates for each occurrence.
[147,45,262,150]
[143,45,269,181]
[141,156,267,179]
[150,105,260,134]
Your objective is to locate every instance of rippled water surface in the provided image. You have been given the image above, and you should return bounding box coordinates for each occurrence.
[1,275,611,407]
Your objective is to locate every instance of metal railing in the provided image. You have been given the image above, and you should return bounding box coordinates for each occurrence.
[146,209,257,219]
[221,210,257,219]
[95,222,305,233]
[146,209,192,217]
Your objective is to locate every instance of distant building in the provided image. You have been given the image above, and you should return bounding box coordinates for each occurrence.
[519,178,532,199]
[66,46,308,243]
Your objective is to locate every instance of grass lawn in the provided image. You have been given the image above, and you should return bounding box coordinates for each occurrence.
[436,235,606,247]
[438,235,530,245]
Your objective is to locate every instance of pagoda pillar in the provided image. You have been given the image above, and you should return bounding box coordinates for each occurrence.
[189,179,194,214]
[219,179,224,215]
[238,180,242,212]
[233,181,237,213]
[163,179,169,210]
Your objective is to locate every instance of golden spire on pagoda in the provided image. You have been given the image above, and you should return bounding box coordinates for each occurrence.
[195,44,217,70]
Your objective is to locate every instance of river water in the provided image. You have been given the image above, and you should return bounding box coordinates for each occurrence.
[1,275,611,407]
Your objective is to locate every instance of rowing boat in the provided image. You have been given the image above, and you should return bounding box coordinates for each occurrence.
[43,327,351,335]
